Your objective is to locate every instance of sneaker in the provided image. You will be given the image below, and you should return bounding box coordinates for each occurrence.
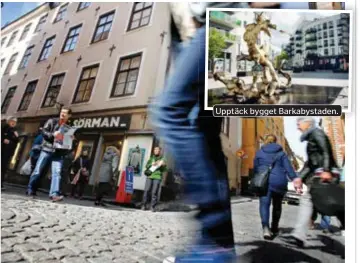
[141,205,146,211]
[94,201,100,206]
[151,207,156,212]
[341,230,345,237]
[263,227,272,240]
[169,248,238,263]
[51,195,64,202]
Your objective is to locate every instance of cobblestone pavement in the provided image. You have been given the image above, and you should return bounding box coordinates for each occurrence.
[1,190,345,263]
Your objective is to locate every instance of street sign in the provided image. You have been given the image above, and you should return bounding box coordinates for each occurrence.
[125,166,134,194]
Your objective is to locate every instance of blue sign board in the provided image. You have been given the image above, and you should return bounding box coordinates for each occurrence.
[125,166,134,194]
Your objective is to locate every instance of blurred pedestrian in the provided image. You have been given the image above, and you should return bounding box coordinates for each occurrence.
[141,146,166,212]
[29,128,43,172]
[61,149,76,197]
[289,117,344,247]
[310,208,332,233]
[95,146,120,206]
[1,116,19,190]
[254,134,302,239]
[70,149,91,199]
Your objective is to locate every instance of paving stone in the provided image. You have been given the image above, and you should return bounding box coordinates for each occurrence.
[1,243,13,253]
[50,248,77,259]
[2,237,26,247]
[0,252,24,263]
[1,230,16,239]
[61,257,89,263]
[86,256,114,263]
[13,242,45,253]
[21,250,56,263]
[40,242,65,252]
[1,211,15,221]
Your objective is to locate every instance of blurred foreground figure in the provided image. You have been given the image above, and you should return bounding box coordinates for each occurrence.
[289,117,344,247]
[152,3,250,263]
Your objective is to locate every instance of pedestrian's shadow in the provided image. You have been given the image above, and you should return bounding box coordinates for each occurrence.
[316,234,345,259]
[235,241,322,263]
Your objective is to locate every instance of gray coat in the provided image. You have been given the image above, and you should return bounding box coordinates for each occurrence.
[98,147,120,183]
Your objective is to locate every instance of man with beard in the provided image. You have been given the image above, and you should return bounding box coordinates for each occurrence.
[289,117,344,247]
[1,117,19,190]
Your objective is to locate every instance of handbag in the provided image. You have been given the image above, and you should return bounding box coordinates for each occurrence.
[310,177,345,216]
[20,159,32,176]
[250,152,283,196]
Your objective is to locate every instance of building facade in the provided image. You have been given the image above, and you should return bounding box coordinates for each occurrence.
[320,116,345,167]
[285,13,350,71]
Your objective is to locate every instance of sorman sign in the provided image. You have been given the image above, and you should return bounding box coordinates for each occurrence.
[71,114,131,130]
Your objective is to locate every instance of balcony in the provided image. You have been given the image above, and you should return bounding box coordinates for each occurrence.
[329,34,334,38]
[290,36,294,42]
[296,43,302,48]
[306,36,317,42]
[329,24,334,29]
[306,45,317,50]
[295,30,302,35]
[295,36,302,41]
[305,28,317,34]
[209,11,238,29]
[296,50,303,54]
[330,43,335,47]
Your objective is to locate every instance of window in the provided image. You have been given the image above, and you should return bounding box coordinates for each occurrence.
[332,48,335,55]
[127,2,153,31]
[7,31,18,47]
[54,4,68,23]
[92,11,115,43]
[4,53,18,75]
[73,64,99,103]
[324,39,328,46]
[62,24,82,53]
[20,23,32,41]
[77,2,90,11]
[35,14,48,32]
[1,87,16,114]
[42,73,65,108]
[324,49,329,56]
[38,36,56,62]
[111,53,142,97]
[221,117,230,136]
[1,37,7,46]
[18,80,38,111]
[18,45,34,69]
[323,31,328,38]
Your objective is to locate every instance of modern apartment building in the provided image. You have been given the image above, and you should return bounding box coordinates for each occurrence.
[285,13,350,71]
[1,2,241,198]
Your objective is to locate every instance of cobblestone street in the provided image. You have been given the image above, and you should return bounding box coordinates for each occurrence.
[1,189,345,263]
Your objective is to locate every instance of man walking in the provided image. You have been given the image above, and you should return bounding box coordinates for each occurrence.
[27,107,73,201]
[1,116,19,190]
[290,117,343,246]
[141,146,166,212]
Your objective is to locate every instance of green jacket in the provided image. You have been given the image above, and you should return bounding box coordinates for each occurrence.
[145,155,166,180]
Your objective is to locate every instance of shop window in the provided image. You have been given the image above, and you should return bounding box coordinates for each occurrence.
[92,10,115,43]
[4,53,18,75]
[20,23,32,41]
[35,14,48,32]
[42,73,65,108]
[1,86,16,114]
[18,80,38,111]
[77,2,90,11]
[18,45,34,69]
[62,24,82,53]
[73,64,99,103]
[54,4,68,23]
[1,37,7,46]
[127,2,153,31]
[6,31,18,47]
[221,117,230,137]
[111,53,142,97]
[38,35,56,62]
[9,136,26,171]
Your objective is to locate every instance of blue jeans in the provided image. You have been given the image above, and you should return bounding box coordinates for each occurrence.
[150,26,234,251]
[320,215,331,230]
[259,190,284,229]
[27,151,52,194]
[49,156,64,197]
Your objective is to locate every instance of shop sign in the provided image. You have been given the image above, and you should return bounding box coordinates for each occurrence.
[71,114,131,130]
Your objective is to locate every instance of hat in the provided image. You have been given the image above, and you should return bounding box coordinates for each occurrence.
[7,116,17,122]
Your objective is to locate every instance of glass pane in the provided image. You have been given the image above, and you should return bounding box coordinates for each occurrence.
[140,16,150,26]
[134,3,144,11]
[69,43,76,51]
[142,8,151,17]
[78,81,87,91]
[117,72,127,83]
[130,20,140,30]
[107,14,114,22]
[104,23,112,32]
[51,77,57,86]
[90,67,98,78]
[144,2,152,8]
[86,79,95,91]
[114,83,125,96]
[127,69,138,82]
[82,69,91,79]
[99,17,107,25]
[75,91,84,102]
[101,31,109,40]
[120,59,130,71]
[96,25,105,35]
[83,89,92,101]
[125,81,136,94]
[130,56,141,68]
[57,75,64,85]
[133,12,141,21]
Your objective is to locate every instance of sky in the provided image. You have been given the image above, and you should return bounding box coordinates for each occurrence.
[1,2,41,27]
[283,116,321,160]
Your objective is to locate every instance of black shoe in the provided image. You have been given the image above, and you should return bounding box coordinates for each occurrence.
[94,201,100,206]
[271,226,279,237]
[100,202,107,207]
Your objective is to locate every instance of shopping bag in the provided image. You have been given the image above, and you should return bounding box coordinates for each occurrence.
[310,178,345,216]
[20,159,32,176]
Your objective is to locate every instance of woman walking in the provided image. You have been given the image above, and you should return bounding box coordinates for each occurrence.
[253,134,301,239]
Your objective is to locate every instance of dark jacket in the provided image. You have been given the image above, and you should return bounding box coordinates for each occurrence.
[299,127,338,184]
[41,118,72,156]
[254,143,297,194]
[1,123,19,154]
[30,134,43,159]
[72,156,91,175]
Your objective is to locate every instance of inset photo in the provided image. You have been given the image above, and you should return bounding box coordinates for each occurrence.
[205,9,353,111]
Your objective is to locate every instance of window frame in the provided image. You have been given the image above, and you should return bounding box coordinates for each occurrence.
[18,45,35,69]
[18,80,38,112]
[19,23,32,41]
[41,73,66,108]
[110,52,142,98]
[91,10,115,44]
[72,63,99,104]
[77,2,91,12]
[127,2,153,31]
[1,86,17,114]
[53,4,69,23]
[61,24,82,53]
[38,35,56,62]
[3,53,18,75]
[6,31,18,47]
[35,14,48,33]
